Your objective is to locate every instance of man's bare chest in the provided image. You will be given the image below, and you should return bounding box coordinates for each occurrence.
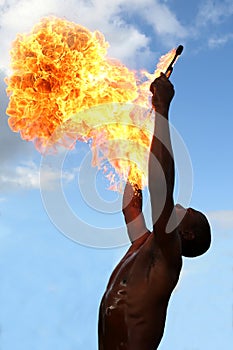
[105,240,176,304]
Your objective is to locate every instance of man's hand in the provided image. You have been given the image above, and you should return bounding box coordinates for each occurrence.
[150,73,175,115]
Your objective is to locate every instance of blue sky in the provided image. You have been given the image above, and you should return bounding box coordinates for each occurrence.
[0,0,233,349]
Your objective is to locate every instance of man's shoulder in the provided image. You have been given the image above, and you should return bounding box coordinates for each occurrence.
[145,230,182,268]
[134,233,182,293]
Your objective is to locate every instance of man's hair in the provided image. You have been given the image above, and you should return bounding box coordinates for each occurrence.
[181,209,211,258]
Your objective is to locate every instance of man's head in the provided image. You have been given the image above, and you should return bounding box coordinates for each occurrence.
[175,204,211,258]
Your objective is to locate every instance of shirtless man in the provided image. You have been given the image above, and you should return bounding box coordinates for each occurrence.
[98,74,211,350]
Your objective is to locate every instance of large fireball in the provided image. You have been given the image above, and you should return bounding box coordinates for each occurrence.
[5,16,177,190]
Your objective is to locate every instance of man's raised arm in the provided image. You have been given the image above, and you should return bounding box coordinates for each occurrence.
[149,74,177,235]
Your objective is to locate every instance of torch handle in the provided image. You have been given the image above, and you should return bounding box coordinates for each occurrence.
[149,45,184,115]
[165,67,173,78]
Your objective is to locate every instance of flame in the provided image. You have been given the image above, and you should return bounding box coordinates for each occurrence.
[5,16,178,190]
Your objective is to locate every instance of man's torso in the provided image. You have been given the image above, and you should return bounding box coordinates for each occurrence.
[99,231,182,349]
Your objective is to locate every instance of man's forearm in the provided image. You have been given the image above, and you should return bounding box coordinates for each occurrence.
[149,109,175,199]
[122,181,147,242]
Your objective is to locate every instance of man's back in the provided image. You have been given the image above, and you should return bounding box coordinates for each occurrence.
[98,232,182,350]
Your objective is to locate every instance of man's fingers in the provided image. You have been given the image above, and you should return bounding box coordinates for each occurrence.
[150,73,174,93]
[150,72,175,110]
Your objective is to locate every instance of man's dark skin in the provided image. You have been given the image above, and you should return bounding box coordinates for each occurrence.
[98,74,211,350]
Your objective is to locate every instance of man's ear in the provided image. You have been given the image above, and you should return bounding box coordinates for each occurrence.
[183,231,195,240]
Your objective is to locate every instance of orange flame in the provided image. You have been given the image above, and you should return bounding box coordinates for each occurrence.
[5,16,178,190]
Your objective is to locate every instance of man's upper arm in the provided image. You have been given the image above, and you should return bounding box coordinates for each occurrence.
[151,188,175,232]
[151,190,181,258]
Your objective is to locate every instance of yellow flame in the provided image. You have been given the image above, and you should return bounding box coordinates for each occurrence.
[5,16,178,190]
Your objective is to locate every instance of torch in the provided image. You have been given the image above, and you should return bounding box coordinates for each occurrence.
[165,44,184,78]
[149,44,184,114]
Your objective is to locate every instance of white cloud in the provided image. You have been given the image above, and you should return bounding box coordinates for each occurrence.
[107,27,150,65]
[76,0,188,58]
[208,33,233,48]
[207,210,233,231]
[197,0,233,26]
[0,161,74,191]
[138,0,187,38]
